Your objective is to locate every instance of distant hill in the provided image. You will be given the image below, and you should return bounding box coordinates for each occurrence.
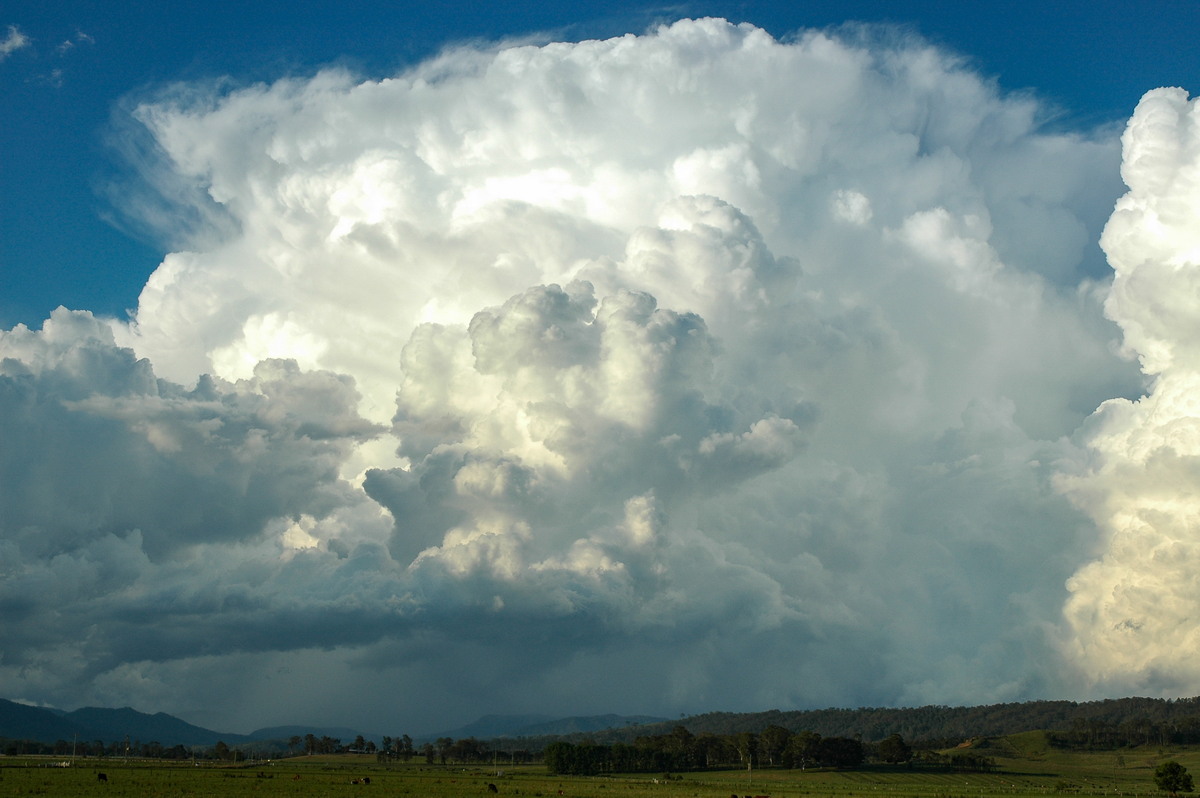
[0,699,83,743]
[424,714,555,740]
[0,699,380,752]
[425,713,668,741]
[67,706,248,746]
[0,699,242,746]
[247,725,372,743]
[514,714,669,737]
[10,696,1200,751]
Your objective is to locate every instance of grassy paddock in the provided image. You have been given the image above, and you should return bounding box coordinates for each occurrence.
[0,740,1197,798]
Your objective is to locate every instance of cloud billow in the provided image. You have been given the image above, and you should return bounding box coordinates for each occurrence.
[2,18,1180,732]
[1058,88,1200,692]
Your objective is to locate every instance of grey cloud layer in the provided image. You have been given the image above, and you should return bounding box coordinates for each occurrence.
[1,19,1178,732]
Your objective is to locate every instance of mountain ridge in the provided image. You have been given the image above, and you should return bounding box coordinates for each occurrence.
[0,699,246,747]
[8,696,1200,751]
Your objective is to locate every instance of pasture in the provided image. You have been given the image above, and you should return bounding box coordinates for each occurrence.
[0,736,1196,798]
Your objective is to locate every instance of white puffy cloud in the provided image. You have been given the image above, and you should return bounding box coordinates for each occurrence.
[115,19,1123,422]
[1059,88,1200,692]
[2,18,1159,730]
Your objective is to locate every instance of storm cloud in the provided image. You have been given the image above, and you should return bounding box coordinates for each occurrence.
[2,18,1185,733]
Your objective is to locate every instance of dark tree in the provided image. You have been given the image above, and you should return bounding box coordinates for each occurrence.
[877,733,912,764]
[759,725,791,766]
[733,731,757,771]
[451,736,485,762]
[1156,761,1195,796]
[783,730,821,769]
[817,736,864,768]
[696,733,733,768]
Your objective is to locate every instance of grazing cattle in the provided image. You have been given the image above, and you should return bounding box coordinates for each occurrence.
[488,783,498,793]
[97,772,107,783]
[362,776,371,784]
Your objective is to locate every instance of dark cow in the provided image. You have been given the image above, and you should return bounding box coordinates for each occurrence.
[488,784,499,793]
[97,772,108,783]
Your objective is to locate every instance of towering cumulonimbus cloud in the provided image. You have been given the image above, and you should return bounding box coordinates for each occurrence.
[1059,88,1200,688]
[0,18,1170,731]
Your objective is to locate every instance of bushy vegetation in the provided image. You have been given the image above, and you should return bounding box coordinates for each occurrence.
[1156,760,1195,795]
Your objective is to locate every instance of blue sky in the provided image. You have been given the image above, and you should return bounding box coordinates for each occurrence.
[3,1,1197,329]
[3,2,1200,735]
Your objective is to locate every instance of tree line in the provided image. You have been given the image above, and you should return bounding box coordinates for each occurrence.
[544,725,882,775]
[280,732,538,766]
[1049,716,1200,751]
[1,737,195,759]
[542,726,1006,777]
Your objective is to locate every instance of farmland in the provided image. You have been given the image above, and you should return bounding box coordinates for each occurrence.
[1,734,1197,798]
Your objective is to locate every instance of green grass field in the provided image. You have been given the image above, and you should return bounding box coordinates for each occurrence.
[1,735,1196,798]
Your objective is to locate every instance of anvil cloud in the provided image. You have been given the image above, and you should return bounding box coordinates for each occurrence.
[1,18,1192,734]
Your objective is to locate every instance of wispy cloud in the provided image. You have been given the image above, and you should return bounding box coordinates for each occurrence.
[55,29,94,55]
[0,25,29,60]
